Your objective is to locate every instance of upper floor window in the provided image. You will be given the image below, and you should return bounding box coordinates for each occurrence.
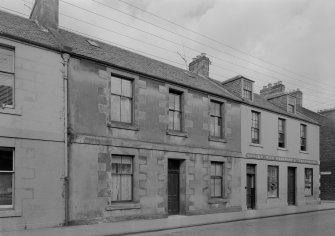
[288,96,296,114]
[210,101,223,138]
[251,111,260,144]
[0,46,14,108]
[268,165,279,198]
[304,168,313,196]
[110,76,133,123]
[243,80,252,100]
[168,90,182,131]
[0,148,14,208]
[111,155,133,201]
[210,162,224,198]
[300,124,307,151]
[278,118,286,148]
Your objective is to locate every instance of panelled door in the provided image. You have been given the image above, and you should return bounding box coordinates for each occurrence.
[287,167,296,205]
[168,159,180,214]
[246,164,256,209]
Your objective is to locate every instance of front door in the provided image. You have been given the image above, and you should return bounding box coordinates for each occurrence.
[168,159,180,214]
[246,164,256,209]
[288,167,296,205]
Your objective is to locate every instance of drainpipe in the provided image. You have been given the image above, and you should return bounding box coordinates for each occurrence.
[61,53,70,225]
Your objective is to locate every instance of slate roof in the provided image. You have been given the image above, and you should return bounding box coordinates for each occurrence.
[0,10,240,101]
[0,10,319,125]
[209,78,319,125]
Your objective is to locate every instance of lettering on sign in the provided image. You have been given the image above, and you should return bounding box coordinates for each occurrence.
[245,153,318,165]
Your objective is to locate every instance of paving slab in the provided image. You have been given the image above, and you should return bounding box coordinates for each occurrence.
[1,202,335,236]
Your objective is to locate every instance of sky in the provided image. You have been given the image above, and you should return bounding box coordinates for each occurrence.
[0,0,334,111]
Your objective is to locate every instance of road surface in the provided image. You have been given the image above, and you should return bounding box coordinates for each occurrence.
[134,210,335,236]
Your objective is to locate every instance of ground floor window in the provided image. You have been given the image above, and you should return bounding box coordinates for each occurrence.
[267,165,279,198]
[0,148,14,208]
[210,162,224,198]
[305,168,313,196]
[111,155,133,201]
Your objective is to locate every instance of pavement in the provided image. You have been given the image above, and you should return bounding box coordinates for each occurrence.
[1,201,335,236]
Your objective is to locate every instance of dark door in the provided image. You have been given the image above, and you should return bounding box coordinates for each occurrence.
[246,164,256,209]
[288,167,296,205]
[168,159,180,214]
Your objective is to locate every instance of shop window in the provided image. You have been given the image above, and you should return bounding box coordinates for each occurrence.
[210,162,224,198]
[111,155,133,201]
[0,46,14,108]
[305,168,313,196]
[0,148,14,208]
[268,165,279,198]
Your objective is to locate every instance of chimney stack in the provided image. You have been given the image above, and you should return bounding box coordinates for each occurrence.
[189,53,211,77]
[260,81,285,96]
[30,0,59,30]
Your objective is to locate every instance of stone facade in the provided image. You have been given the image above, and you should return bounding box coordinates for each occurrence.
[318,109,335,200]
[0,37,65,231]
[67,57,243,224]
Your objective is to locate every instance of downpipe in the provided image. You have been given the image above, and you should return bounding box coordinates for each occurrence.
[61,53,70,226]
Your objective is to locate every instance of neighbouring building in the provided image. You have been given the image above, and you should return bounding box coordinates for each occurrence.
[318,108,335,200]
[0,0,321,232]
[0,8,67,231]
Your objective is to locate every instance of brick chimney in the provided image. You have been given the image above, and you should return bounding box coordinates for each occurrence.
[30,0,59,30]
[189,53,211,77]
[289,89,303,107]
[260,81,285,97]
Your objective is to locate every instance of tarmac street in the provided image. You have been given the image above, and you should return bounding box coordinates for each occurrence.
[135,210,335,236]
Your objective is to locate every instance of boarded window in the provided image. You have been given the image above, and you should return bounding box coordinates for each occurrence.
[0,148,14,208]
[111,155,133,201]
[0,46,14,108]
[267,165,279,198]
[110,76,132,123]
[210,162,224,198]
[305,168,313,196]
[210,101,223,137]
[251,111,260,144]
[243,80,252,100]
[168,90,182,131]
[300,124,307,151]
[278,118,285,148]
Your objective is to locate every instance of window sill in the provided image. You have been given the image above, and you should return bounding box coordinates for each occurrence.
[277,147,288,151]
[0,107,22,116]
[209,136,227,143]
[267,196,279,199]
[105,202,141,211]
[249,143,263,148]
[166,130,188,137]
[300,150,309,154]
[107,122,139,131]
[208,198,229,204]
[0,209,22,218]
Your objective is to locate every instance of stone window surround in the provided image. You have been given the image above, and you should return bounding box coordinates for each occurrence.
[208,155,229,204]
[0,139,22,218]
[106,68,139,131]
[104,148,141,211]
[166,84,188,137]
[208,95,227,143]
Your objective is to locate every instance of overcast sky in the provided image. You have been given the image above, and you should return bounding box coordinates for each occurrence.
[1,0,334,111]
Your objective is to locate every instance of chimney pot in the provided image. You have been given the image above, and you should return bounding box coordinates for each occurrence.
[189,53,211,77]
